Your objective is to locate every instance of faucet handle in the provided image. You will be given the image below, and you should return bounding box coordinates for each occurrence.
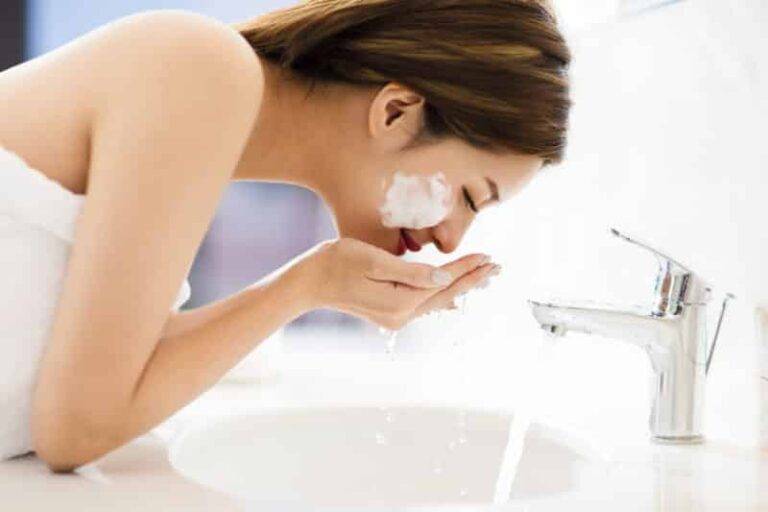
[609,228,691,274]
[609,227,708,315]
[705,292,736,374]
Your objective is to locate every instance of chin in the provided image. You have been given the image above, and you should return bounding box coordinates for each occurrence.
[377,232,405,256]
[338,224,404,256]
[370,232,406,257]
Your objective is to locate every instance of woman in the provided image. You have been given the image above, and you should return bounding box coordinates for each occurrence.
[0,0,571,471]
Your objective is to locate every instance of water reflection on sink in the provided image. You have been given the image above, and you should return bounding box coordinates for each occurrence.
[169,405,596,508]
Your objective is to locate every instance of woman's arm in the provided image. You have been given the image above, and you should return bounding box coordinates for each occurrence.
[104,257,315,471]
[30,10,266,472]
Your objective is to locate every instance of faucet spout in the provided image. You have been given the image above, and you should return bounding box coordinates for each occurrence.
[529,300,675,351]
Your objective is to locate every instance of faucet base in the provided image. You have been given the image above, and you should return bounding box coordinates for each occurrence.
[651,434,704,445]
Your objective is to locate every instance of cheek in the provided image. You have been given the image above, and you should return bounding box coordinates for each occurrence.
[378,171,453,229]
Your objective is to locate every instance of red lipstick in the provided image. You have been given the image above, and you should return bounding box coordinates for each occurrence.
[396,231,406,255]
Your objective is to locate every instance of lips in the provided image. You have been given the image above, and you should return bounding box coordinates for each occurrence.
[396,232,406,255]
[400,228,422,252]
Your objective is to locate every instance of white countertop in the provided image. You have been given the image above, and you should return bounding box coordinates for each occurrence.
[3,302,767,511]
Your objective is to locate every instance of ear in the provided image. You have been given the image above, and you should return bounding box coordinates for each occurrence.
[368,82,426,151]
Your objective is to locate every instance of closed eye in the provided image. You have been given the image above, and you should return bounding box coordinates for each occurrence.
[462,186,478,213]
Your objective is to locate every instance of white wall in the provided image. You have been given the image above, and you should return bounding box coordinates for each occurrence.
[469,0,768,313]
[559,0,768,307]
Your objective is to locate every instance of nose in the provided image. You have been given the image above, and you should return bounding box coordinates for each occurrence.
[430,218,469,254]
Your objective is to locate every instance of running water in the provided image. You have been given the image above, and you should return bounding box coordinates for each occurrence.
[492,329,557,503]
[492,407,531,503]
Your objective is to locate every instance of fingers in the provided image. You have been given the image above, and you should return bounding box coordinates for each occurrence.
[367,251,490,290]
[437,253,492,282]
[413,262,500,317]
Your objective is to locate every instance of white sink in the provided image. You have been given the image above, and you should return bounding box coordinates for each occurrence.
[169,405,601,509]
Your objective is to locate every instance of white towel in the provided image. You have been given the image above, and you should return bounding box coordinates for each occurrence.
[0,146,191,460]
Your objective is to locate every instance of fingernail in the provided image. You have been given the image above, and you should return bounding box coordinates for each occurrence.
[478,254,491,265]
[489,264,501,276]
[477,277,491,289]
[431,268,452,286]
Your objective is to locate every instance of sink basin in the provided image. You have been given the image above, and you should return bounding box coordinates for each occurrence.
[169,405,600,509]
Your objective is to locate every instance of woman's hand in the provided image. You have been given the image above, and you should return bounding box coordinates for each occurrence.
[293,237,500,331]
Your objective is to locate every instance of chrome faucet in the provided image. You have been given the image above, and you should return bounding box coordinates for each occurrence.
[528,228,734,444]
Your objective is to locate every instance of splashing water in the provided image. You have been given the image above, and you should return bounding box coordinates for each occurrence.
[375,327,401,448]
[454,293,469,339]
[374,293,484,497]
[452,297,471,460]
[379,326,399,361]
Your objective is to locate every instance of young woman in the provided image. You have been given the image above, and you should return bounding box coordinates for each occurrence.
[0,1,571,471]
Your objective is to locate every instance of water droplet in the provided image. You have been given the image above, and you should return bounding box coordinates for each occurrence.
[433,464,444,475]
[375,432,388,445]
[457,410,467,429]
[458,435,468,445]
[380,327,399,360]
[459,488,468,497]
[458,294,468,314]
[385,411,395,423]
[448,441,457,451]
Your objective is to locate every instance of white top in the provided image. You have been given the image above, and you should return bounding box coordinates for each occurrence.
[0,145,191,460]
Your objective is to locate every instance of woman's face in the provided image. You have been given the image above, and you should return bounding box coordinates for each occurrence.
[325,83,544,256]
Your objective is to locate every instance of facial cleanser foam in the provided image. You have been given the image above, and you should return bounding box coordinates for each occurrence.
[379,171,452,229]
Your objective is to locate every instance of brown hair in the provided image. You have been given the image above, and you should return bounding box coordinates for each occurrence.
[232,0,571,165]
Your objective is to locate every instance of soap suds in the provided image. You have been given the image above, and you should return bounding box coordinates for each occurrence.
[379,171,452,229]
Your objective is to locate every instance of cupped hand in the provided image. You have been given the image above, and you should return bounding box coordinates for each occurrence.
[295,237,499,331]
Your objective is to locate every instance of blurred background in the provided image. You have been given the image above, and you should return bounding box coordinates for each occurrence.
[3,1,767,381]
[8,0,363,347]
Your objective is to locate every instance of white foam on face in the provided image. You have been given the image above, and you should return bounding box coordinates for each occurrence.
[378,171,453,229]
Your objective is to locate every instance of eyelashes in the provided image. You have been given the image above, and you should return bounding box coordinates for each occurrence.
[462,186,478,213]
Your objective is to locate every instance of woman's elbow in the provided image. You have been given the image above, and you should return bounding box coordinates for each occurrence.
[32,412,122,473]
[36,448,81,474]
[34,435,89,473]
[34,433,100,473]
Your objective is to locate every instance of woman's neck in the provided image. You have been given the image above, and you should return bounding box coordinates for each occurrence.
[231,56,336,196]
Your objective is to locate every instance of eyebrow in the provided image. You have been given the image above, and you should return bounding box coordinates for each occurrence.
[485,176,500,203]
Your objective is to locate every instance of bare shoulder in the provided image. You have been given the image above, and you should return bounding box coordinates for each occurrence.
[94,9,261,70]
[0,9,263,185]
[87,9,264,109]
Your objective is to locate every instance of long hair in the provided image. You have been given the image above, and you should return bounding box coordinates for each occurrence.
[232,0,572,165]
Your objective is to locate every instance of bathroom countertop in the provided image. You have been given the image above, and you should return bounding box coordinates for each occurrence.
[2,317,767,511]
